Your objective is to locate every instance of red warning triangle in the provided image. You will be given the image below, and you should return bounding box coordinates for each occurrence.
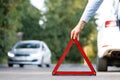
[52,39,96,75]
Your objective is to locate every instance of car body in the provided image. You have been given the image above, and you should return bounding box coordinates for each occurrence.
[97,22,120,71]
[7,40,51,67]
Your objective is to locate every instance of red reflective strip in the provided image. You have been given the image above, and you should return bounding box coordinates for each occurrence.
[54,71,96,75]
[52,39,73,74]
[73,39,96,73]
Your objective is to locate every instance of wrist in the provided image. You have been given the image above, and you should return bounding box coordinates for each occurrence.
[77,20,86,30]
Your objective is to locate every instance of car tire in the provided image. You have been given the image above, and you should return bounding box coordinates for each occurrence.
[38,56,44,67]
[97,57,107,71]
[8,63,13,67]
[46,64,50,67]
[38,64,42,67]
[19,64,24,68]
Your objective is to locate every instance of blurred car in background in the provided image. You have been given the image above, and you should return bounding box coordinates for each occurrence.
[7,40,51,68]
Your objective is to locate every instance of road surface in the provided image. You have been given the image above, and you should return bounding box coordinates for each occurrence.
[0,64,120,80]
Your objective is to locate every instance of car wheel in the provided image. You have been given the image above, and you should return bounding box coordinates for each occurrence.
[38,64,42,67]
[8,63,13,67]
[19,64,24,68]
[38,56,44,67]
[97,57,107,71]
[46,64,50,67]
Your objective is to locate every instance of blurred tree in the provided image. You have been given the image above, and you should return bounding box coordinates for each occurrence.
[0,0,41,63]
[0,0,19,62]
[39,0,97,63]
[0,0,97,63]
[18,1,42,40]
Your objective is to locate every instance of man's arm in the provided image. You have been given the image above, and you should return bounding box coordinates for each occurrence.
[81,0,103,23]
[71,0,103,39]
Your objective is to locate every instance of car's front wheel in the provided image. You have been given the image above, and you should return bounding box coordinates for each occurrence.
[38,64,42,67]
[8,63,13,67]
[46,64,50,67]
[19,64,24,68]
[97,57,107,71]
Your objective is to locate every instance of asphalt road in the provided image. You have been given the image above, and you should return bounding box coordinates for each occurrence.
[0,64,120,80]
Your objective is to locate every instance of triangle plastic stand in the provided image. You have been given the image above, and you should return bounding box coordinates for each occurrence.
[52,39,96,75]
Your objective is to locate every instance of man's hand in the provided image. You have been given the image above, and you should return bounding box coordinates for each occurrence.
[71,20,86,40]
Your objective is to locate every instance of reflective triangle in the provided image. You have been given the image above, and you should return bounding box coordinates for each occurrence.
[52,39,96,75]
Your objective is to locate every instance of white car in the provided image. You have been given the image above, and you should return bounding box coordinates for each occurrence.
[97,21,120,71]
[7,40,51,67]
